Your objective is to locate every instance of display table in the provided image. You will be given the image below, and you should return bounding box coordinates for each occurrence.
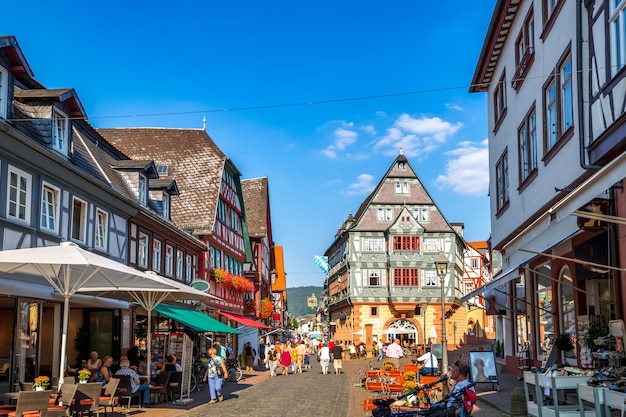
[523,371,597,417]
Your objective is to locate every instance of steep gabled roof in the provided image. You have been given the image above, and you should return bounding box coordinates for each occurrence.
[350,153,455,234]
[14,86,87,118]
[0,36,37,84]
[241,177,269,239]
[98,127,226,233]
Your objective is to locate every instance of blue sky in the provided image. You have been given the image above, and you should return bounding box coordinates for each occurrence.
[4,0,496,288]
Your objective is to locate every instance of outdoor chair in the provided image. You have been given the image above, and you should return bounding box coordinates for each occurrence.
[387,383,405,395]
[46,383,77,417]
[111,375,141,409]
[72,382,102,417]
[165,371,182,404]
[364,381,387,397]
[6,390,51,417]
[98,377,120,417]
[149,371,170,404]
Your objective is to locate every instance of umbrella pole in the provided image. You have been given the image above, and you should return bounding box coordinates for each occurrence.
[59,296,70,387]
[146,308,152,382]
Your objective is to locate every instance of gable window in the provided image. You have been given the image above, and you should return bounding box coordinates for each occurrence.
[470,258,479,269]
[71,197,87,242]
[377,208,384,221]
[544,51,573,153]
[165,245,174,276]
[393,236,420,251]
[518,106,538,183]
[95,208,108,250]
[162,192,170,220]
[153,239,162,273]
[513,11,535,90]
[157,165,169,176]
[7,166,31,224]
[138,233,149,268]
[176,249,184,279]
[52,109,69,155]
[493,71,507,130]
[395,182,409,194]
[610,0,626,76]
[368,270,380,286]
[496,150,509,212]
[393,268,419,287]
[0,66,7,119]
[230,209,240,232]
[41,182,60,232]
[138,174,147,206]
[217,200,226,223]
[424,270,438,287]
[386,208,393,221]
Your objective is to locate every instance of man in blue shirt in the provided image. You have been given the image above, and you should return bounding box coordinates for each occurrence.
[114,359,151,406]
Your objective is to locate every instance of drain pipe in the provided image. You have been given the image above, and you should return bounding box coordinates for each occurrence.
[578,0,602,170]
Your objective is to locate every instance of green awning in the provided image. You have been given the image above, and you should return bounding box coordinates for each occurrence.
[154,304,240,334]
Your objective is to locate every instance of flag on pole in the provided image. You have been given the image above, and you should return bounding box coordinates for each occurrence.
[314,256,329,275]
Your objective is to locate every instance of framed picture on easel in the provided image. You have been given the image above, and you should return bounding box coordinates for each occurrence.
[468,351,499,390]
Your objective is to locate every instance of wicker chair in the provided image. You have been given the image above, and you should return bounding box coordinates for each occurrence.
[46,383,78,417]
[7,390,51,417]
[72,382,103,417]
[18,383,33,392]
[98,377,120,417]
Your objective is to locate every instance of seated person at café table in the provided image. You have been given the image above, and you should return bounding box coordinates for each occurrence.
[164,355,182,372]
[417,347,438,378]
[114,359,151,406]
[94,356,114,386]
[425,363,474,417]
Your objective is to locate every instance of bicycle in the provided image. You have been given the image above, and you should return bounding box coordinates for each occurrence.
[189,359,207,393]
[372,378,476,417]
[225,357,243,382]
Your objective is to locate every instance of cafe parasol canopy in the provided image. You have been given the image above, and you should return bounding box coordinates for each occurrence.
[0,242,179,385]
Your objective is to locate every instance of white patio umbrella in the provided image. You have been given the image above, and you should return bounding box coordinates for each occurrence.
[79,271,222,382]
[0,242,179,385]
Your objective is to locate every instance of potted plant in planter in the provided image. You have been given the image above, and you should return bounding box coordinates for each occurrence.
[77,369,91,383]
[554,332,574,352]
[33,375,50,391]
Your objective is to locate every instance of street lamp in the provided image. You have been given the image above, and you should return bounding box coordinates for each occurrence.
[435,251,449,372]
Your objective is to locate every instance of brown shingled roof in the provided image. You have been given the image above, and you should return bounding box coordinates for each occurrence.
[97,127,226,233]
[241,177,268,238]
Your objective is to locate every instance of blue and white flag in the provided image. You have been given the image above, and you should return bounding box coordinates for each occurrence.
[314,256,329,276]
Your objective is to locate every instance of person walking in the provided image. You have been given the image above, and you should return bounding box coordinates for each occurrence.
[267,345,279,377]
[280,345,291,375]
[204,347,228,404]
[377,339,384,361]
[386,338,404,369]
[319,342,331,375]
[244,342,255,371]
[332,341,344,375]
[295,341,306,373]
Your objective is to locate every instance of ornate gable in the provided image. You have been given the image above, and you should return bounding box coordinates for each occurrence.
[388,207,424,235]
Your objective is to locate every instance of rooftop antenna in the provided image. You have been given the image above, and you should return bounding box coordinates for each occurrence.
[202,116,207,131]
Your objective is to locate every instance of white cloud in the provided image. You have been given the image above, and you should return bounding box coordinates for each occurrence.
[345,173,376,196]
[373,114,463,158]
[334,128,357,150]
[435,140,489,196]
[361,124,376,135]
[319,121,359,159]
[445,103,464,111]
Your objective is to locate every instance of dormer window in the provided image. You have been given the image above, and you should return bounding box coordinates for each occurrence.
[157,165,169,176]
[52,108,69,154]
[138,174,147,206]
[0,66,7,119]
[162,191,170,219]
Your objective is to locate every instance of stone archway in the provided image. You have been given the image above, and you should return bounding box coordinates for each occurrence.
[384,319,419,348]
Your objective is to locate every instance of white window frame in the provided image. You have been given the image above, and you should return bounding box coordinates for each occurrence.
[71,196,88,243]
[471,258,479,269]
[519,107,538,182]
[165,245,174,276]
[377,208,384,221]
[368,270,381,287]
[422,238,443,253]
[162,192,170,219]
[423,270,438,287]
[153,239,162,272]
[0,66,7,119]
[610,0,626,76]
[52,108,69,155]
[403,182,409,193]
[40,182,60,233]
[138,233,149,268]
[385,208,393,221]
[7,165,32,224]
[420,208,429,222]
[94,208,108,250]
[176,249,184,279]
[496,150,509,211]
[138,174,147,206]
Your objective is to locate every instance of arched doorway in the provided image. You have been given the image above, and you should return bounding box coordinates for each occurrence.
[384,319,418,349]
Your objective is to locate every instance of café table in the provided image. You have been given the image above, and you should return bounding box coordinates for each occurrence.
[0,392,19,405]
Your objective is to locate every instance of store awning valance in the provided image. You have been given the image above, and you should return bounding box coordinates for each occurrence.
[154,304,240,334]
[219,311,270,329]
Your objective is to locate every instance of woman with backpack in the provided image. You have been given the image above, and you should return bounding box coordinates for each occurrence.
[267,346,279,377]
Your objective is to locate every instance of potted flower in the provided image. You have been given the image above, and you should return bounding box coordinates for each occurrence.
[404,371,417,382]
[554,333,574,352]
[383,361,394,372]
[33,375,50,391]
[260,298,274,319]
[77,369,91,383]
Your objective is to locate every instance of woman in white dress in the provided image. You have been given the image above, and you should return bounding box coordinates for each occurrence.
[319,342,331,375]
